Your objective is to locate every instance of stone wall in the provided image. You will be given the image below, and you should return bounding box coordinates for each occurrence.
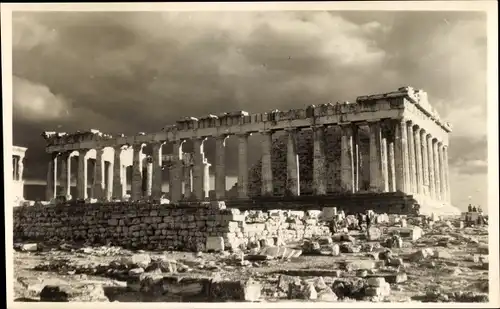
[14,202,239,251]
[248,127,370,197]
[13,203,331,251]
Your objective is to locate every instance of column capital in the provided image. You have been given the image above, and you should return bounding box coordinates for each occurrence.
[192,136,208,142]
[49,151,60,159]
[338,121,353,127]
[284,127,299,133]
[114,144,129,151]
[405,118,415,126]
[367,120,381,127]
[259,129,274,135]
[312,124,326,129]
[236,132,252,138]
[79,148,91,154]
[132,143,146,151]
[151,141,166,148]
[58,151,71,159]
[339,123,354,134]
[215,134,229,140]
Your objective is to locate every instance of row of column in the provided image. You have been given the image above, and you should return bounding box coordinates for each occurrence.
[258,119,450,203]
[46,118,450,203]
[45,140,228,203]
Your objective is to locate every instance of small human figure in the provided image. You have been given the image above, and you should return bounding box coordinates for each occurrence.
[472,206,477,212]
[357,213,364,230]
[329,219,339,234]
[468,204,473,212]
[478,206,483,213]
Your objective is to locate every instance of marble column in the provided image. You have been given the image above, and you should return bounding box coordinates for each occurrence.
[59,152,71,197]
[131,144,145,201]
[421,130,430,196]
[77,149,89,200]
[443,145,451,203]
[167,161,176,201]
[261,130,274,196]
[105,161,113,201]
[394,119,409,193]
[151,142,164,200]
[145,157,153,197]
[386,127,396,192]
[93,148,105,200]
[414,126,424,195]
[381,135,389,192]
[112,146,126,199]
[433,140,441,200]
[439,143,446,202]
[352,125,360,192]
[427,135,435,199]
[13,156,18,181]
[171,140,185,203]
[340,124,355,193]
[203,161,211,199]
[192,138,206,200]
[183,162,193,199]
[214,135,228,199]
[285,128,300,196]
[46,152,58,201]
[407,122,417,194]
[312,125,327,195]
[368,121,385,192]
[237,133,249,198]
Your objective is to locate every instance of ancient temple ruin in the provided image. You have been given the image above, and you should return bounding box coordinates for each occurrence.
[13,145,27,203]
[41,87,456,215]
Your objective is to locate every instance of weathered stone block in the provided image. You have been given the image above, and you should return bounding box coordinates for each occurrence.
[206,236,225,252]
[40,284,109,302]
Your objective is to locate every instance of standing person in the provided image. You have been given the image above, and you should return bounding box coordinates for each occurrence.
[472,206,477,212]
[357,213,363,230]
[329,219,339,234]
[366,214,372,229]
[468,204,473,212]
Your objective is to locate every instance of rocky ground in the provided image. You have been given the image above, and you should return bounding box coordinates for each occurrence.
[13,218,489,303]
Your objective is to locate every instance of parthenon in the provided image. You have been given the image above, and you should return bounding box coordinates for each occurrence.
[41,87,454,214]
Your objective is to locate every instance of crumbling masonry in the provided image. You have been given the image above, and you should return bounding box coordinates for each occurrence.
[40,87,453,214]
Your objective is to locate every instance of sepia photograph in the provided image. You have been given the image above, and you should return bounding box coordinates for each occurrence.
[2,1,498,307]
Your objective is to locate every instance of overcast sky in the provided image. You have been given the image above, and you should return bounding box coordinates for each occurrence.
[11,10,488,211]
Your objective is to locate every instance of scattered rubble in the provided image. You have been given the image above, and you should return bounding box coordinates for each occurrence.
[14,208,489,303]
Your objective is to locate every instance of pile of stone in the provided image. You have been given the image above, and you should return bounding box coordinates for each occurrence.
[286,276,338,301]
[33,253,191,280]
[230,209,331,250]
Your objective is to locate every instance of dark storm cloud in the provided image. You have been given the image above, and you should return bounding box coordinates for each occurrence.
[11,10,487,182]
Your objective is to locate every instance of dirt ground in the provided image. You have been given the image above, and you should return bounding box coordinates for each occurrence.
[13,222,489,303]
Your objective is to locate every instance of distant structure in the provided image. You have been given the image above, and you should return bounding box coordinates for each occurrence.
[13,145,27,203]
[40,87,458,215]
